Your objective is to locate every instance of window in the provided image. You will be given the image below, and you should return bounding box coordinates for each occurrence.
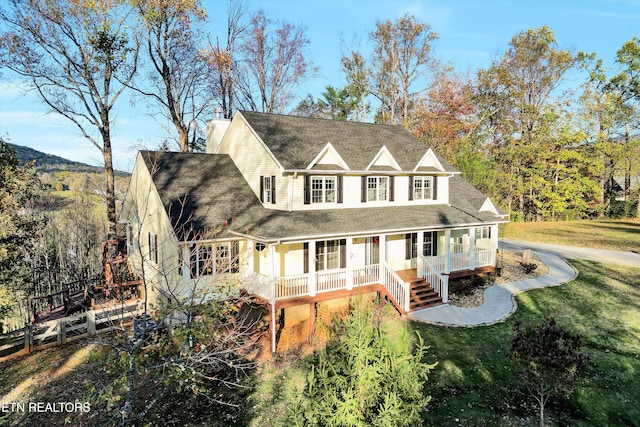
[189,240,239,277]
[423,231,437,256]
[148,233,158,263]
[260,176,276,204]
[315,239,346,271]
[216,241,239,273]
[475,226,491,240]
[413,177,433,200]
[367,176,389,201]
[406,233,418,260]
[311,176,336,203]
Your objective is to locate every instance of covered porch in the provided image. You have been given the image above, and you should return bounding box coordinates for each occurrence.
[242,224,499,313]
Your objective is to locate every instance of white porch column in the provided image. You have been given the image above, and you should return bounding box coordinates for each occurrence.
[309,241,317,297]
[445,229,451,273]
[346,238,353,290]
[418,231,425,276]
[469,227,476,270]
[269,244,277,302]
[378,235,387,283]
[492,224,499,265]
[182,245,191,299]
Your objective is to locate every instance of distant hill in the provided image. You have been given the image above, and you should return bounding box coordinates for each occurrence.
[8,143,128,176]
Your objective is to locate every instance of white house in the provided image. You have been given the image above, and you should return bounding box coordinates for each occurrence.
[120,111,508,351]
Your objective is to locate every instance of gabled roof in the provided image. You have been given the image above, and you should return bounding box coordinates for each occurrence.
[141,151,506,243]
[238,111,457,173]
[139,151,262,240]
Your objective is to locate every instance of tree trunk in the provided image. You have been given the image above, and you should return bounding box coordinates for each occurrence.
[101,124,117,239]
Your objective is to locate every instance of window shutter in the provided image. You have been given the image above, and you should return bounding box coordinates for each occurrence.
[389,176,395,201]
[260,176,264,203]
[405,233,411,260]
[304,175,311,204]
[271,176,276,204]
[361,176,367,202]
[432,176,438,200]
[433,231,438,255]
[337,175,343,203]
[408,176,414,201]
[340,239,346,269]
[303,242,309,274]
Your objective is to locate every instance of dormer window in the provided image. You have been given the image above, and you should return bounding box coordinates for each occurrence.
[413,176,433,200]
[409,176,437,201]
[312,176,336,203]
[304,175,343,204]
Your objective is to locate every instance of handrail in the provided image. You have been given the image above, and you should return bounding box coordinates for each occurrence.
[421,255,449,303]
[381,263,410,312]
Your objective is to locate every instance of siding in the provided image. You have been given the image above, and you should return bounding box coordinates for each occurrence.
[218,118,288,210]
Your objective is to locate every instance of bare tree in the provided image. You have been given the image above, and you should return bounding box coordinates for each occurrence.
[101,153,263,424]
[133,0,217,152]
[368,14,440,127]
[235,9,317,114]
[0,0,139,237]
[203,0,249,119]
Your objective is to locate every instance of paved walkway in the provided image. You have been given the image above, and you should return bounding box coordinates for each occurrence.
[408,241,640,327]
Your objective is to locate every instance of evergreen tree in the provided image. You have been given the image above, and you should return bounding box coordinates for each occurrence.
[0,139,46,320]
[290,300,436,427]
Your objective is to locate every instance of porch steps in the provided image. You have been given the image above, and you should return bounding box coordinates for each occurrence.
[409,278,443,311]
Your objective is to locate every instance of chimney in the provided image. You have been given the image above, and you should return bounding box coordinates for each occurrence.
[206,107,231,154]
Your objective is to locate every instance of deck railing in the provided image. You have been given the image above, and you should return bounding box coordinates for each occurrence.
[421,255,449,303]
[426,247,494,273]
[381,263,410,312]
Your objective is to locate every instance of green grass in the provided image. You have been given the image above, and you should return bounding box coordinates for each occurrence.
[502,218,640,252]
[415,260,640,426]
[2,261,639,426]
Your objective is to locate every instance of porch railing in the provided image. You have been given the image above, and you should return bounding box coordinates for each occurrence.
[426,247,494,273]
[420,255,449,303]
[381,263,410,312]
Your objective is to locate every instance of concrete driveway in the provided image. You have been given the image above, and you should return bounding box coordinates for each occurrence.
[502,239,640,268]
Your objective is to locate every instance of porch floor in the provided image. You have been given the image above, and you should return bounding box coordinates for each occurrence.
[274,284,390,310]
[448,266,495,279]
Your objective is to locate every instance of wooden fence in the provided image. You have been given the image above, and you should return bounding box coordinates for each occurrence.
[0,301,143,363]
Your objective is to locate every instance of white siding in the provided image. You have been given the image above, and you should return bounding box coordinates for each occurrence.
[218,118,287,210]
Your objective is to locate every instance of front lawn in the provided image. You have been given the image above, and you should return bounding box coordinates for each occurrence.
[416,260,640,426]
[502,218,640,252]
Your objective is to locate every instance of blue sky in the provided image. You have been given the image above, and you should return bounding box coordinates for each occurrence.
[0,0,638,172]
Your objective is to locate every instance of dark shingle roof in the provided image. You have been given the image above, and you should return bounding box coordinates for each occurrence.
[238,111,457,172]
[142,150,505,243]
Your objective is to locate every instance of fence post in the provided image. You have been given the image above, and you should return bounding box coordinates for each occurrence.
[24,325,33,353]
[87,311,96,336]
[57,319,66,345]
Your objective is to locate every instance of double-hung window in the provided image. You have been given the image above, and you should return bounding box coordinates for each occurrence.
[148,233,158,264]
[413,176,433,200]
[260,176,276,204]
[367,176,389,201]
[475,226,491,240]
[216,241,240,273]
[311,176,336,203]
[315,239,346,271]
[190,244,213,277]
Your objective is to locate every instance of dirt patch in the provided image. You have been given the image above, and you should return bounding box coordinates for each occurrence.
[448,250,549,308]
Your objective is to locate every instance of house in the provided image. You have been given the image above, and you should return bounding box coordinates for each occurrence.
[120,111,508,352]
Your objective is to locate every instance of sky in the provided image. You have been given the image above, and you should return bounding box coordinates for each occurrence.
[0,0,638,172]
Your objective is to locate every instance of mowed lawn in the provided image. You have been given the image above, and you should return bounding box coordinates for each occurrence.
[414,261,640,425]
[502,218,640,252]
